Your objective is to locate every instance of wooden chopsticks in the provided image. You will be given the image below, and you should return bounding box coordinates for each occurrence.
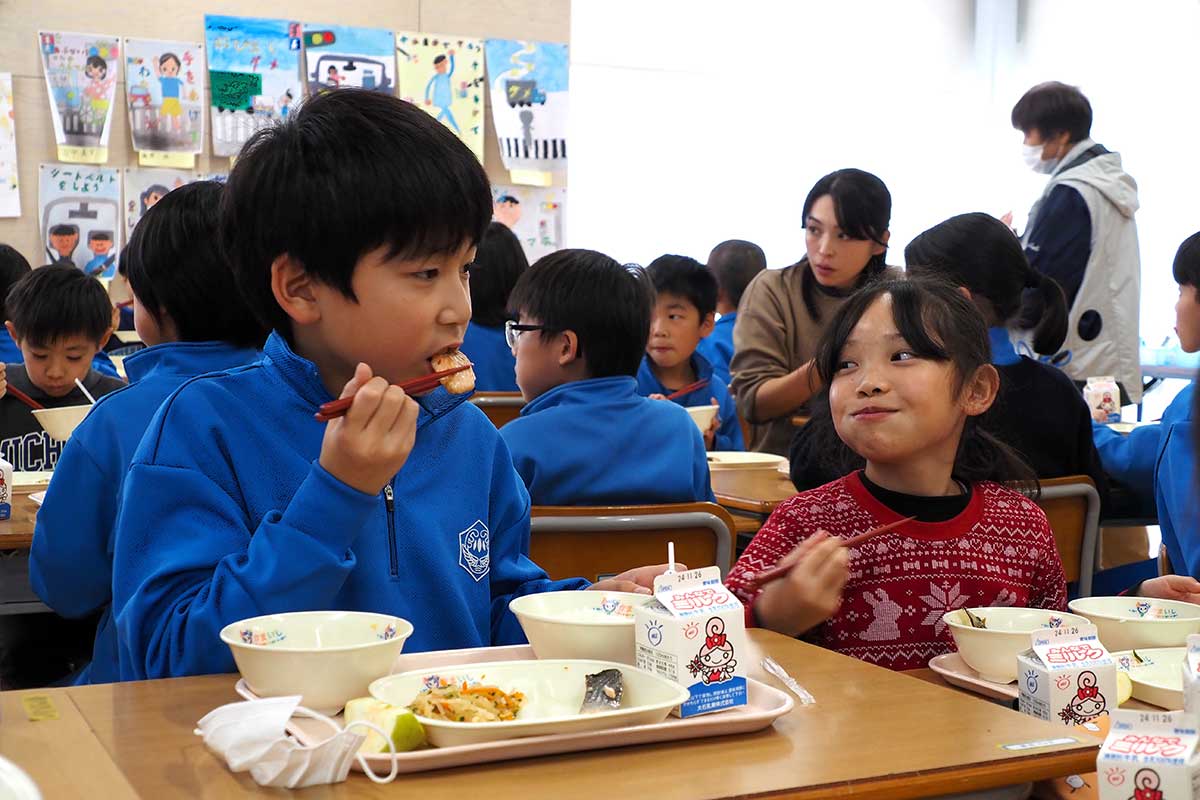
[8,385,45,411]
[742,516,918,589]
[314,364,473,422]
[666,379,709,401]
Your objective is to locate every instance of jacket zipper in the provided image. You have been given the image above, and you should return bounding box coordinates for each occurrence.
[383,482,398,577]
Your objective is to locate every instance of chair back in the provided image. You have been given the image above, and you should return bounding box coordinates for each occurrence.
[470,392,525,429]
[1035,476,1101,597]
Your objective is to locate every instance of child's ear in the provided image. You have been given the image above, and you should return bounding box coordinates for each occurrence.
[699,312,716,338]
[271,254,321,325]
[557,329,580,366]
[4,321,16,343]
[961,363,1000,417]
[956,286,973,303]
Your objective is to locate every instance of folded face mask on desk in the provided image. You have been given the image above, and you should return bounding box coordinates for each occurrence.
[194,695,399,788]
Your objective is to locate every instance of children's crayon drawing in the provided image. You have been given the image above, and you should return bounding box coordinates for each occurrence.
[396,32,485,161]
[124,38,206,167]
[491,184,566,263]
[303,24,395,96]
[38,32,121,163]
[123,168,199,240]
[0,74,19,217]
[484,39,568,174]
[204,15,301,158]
[38,164,121,276]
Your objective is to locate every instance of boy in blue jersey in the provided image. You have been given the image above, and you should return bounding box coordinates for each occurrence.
[637,255,743,451]
[501,249,714,506]
[31,182,266,685]
[697,239,765,383]
[109,90,662,681]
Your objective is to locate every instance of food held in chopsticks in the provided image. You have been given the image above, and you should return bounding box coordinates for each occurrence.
[430,349,476,394]
[314,361,475,421]
[409,677,525,723]
[579,669,624,713]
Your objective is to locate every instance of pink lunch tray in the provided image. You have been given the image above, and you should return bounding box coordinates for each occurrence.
[235,643,795,774]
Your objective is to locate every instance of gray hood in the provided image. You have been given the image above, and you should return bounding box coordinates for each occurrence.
[1054,141,1140,219]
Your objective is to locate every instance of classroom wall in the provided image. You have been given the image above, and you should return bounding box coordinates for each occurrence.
[0,0,569,263]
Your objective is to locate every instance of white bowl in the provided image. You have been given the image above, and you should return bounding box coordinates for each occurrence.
[370,659,689,747]
[705,451,787,471]
[509,591,655,664]
[943,607,1092,683]
[219,611,413,714]
[1069,597,1200,651]
[685,405,719,433]
[31,405,92,441]
[1111,648,1186,710]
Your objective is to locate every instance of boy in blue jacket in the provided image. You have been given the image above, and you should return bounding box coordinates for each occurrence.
[30,182,266,685]
[1093,232,1198,578]
[696,239,765,383]
[501,249,714,505]
[636,255,743,451]
[109,90,661,681]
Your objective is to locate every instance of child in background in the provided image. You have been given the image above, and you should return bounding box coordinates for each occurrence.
[109,90,664,682]
[727,277,1067,670]
[0,245,32,363]
[731,169,895,456]
[461,221,528,392]
[698,239,765,383]
[502,249,715,505]
[30,181,266,685]
[0,266,125,471]
[637,254,743,451]
[790,212,1108,504]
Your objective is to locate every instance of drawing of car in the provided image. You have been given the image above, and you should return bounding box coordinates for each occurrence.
[128,84,153,109]
[307,55,393,95]
[504,79,547,108]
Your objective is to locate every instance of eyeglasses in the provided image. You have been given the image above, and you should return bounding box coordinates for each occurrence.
[504,320,554,349]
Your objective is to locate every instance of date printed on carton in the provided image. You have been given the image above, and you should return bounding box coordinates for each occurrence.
[1018,624,1117,728]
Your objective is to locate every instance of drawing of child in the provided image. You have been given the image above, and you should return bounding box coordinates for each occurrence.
[47,224,79,266]
[139,184,170,216]
[84,231,116,277]
[83,54,113,123]
[425,51,460,133]
[155,52,184,134]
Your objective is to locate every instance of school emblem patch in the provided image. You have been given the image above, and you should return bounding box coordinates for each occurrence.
[458,520,490,582]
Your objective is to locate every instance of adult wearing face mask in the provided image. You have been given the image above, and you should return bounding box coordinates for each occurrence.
[1010,81,1142,405]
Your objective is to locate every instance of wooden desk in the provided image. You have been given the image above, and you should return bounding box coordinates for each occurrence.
[711,468,796,516]
[1,630,1100,798]
[0,490,41,551]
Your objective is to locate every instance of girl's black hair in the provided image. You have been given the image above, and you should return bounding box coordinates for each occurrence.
[469,221,528,328]
[1173,231,1200,288]
[905,212,1069,355]
[813,276,1037,490]
[86,55,107,78]
[159,52,181,70]
[799,168,891,321]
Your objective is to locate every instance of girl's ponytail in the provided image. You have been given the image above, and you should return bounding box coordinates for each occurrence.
[1024,268,1069,356]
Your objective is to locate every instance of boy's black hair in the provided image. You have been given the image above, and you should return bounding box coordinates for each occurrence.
[646,254,717,318]
[800,168,891,321]
[49,224,77,237]
[1173,231,1200,288]
[905,212,1068,355]
[221,88,492,335]
[813,276,1037,489]
[88,230,112,242]
[469,221,528,328]
[433,55,447,65]
[159,52,180,69]
[6,264,112,347]
[123,181,267,348]
[0,245,32,319]
[85,55,107,77]
[508,249,653,379]
[706,239,765,308]
[1011,81,1092,142]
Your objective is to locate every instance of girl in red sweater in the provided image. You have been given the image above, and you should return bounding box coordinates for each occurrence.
[726,276,1068,671]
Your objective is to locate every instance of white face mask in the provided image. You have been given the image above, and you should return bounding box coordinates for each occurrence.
[194,695,399,788]
[1022,142,1060,175]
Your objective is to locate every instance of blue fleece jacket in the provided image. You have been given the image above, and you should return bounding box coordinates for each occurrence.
[110,332,586,681]
[461,322,518,392]
[29,341,261,685]
[1093,383,1196,575]
[500,376,715,506]
[635,352,743,451]
[695,312,735,383]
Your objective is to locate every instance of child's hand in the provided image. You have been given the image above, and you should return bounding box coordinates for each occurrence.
[318,362,420,495]
[0,362,6,399]
[588,563,686,595]
[752,531,849,637]
[1139,575,1200,604]
[703,397,720,450]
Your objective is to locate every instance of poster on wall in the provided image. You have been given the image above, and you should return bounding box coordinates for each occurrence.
[302,24,395,96]
[123,168,199,240]
[124,38,206,168]
[492,184,566,263]
[204,15,301,159]
[38,164,121,276]
[484,39,568,181]
[37,31,121,163]
[396,32,485,162]
[0,74,20,217]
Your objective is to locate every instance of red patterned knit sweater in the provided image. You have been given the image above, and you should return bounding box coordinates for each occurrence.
[726,472,1068,671]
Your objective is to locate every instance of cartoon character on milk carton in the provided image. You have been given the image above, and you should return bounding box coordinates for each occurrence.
[1018,622,1116,728]
[1060,670,1109,725]
[687,618,738,685]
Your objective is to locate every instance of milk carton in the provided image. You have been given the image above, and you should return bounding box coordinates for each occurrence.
[1084,376,1122,423]
[1017,623,1117,727]
[633,566,748,717]
[1097,710,1200,800]
[1183,634,1200,715]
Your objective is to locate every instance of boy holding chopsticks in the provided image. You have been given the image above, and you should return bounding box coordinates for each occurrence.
[109,90,668,682]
